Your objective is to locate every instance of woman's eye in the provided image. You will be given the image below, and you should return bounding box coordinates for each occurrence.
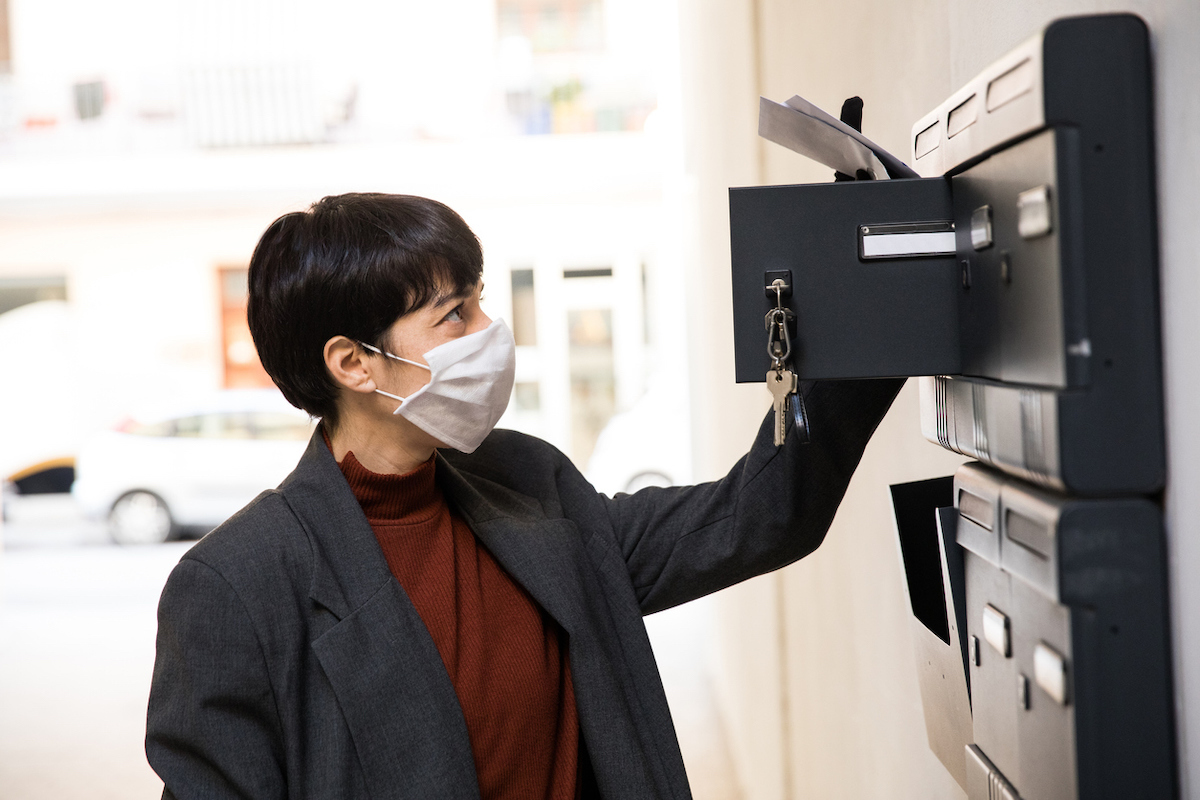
[443,306,463,323]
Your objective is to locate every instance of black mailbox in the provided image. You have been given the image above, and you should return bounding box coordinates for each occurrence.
[731,178,959,381]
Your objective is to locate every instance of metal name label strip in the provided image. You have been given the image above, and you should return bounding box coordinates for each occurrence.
[859,221,955,260]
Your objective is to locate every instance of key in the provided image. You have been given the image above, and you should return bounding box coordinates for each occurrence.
[767,367,798,446]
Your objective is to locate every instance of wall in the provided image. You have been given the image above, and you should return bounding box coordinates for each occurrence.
[677,0,1200,796]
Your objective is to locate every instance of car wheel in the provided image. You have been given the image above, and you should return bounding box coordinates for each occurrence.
[109,491,174,545]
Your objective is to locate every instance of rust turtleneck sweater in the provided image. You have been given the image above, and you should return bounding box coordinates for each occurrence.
[333,442,579,800]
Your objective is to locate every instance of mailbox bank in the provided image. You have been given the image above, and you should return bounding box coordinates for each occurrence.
[729,15,1173,799]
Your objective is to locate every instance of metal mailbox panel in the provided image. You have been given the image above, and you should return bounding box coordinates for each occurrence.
[949,462,1174,798]
[915,15,1164,496]
[730,177,958,382]
[966,551,1020,786]
[955,461,1003,564]
[1012,577,1076,800]
[952,127,1084,390]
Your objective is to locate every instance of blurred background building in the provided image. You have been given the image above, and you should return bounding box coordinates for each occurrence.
[3,0,1200,799]
[0,0,685,491]
[0,0,701,796]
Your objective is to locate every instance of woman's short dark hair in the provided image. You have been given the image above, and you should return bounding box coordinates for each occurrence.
[247,193,483,427]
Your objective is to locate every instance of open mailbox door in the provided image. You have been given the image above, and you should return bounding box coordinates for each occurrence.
[731,178,960,381]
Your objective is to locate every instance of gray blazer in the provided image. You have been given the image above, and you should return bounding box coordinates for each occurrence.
[146,378,902,799]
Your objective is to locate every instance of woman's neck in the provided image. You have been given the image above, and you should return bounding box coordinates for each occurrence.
[326,405,438,476]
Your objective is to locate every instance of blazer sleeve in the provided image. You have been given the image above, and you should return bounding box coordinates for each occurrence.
[146,557,287,799]
[602,378,904,615]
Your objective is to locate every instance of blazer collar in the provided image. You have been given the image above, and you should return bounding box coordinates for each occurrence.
[278,430,393,621]
[280,428,586,634]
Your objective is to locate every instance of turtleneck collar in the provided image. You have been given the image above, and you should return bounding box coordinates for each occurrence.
[324,428,443,524]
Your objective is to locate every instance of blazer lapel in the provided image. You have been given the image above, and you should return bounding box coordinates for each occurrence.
[435,453,589,637]
[280,432,479,800]
[437,453,670,799]
[311,582,480,800]
[280,433,391,619]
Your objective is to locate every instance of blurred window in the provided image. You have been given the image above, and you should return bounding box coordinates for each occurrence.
[253,412,314,441]
[182,65,323,148]
[168,412,255,439]
[128,411,309,440]
[219,413,256,440]
[0,276,66,316]
[73,81,105,121]
[563,267,612,279]
[125,419,174,437]
[567,307,614,466]
[172,415,207,438]
[511,268,538,346]
[219,266,274,389]
[496,0,603,53]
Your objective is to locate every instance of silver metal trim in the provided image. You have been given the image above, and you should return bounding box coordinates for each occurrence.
[971,205,994,250]
[1017,184,1054,238]
[859,221,955,260]
[1034,642,1069,705]
[983,604,1011,657]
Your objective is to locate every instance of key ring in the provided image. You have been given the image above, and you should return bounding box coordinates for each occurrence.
[766,307,791,368]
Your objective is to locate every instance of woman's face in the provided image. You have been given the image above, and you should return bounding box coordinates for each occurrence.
[373,279,490,399]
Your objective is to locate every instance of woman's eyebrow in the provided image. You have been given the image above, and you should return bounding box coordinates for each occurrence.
[431,290,468,308]
[431,282,482,309]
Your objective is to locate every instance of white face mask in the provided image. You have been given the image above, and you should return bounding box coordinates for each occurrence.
[360,319,516,454]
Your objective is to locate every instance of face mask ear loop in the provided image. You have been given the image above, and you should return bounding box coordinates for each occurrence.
[357,340,430,413]
[375,389,406,403]
[358,340,432,371]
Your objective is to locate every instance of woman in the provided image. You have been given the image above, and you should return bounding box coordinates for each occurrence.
[146,193,901,799]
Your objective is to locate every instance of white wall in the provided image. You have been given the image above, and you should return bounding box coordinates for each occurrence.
[678,0,1200,796]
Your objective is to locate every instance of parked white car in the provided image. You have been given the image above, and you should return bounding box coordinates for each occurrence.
[73,390,315,545]
[585,378,692,497]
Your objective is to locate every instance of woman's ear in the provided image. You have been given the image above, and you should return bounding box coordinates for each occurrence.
[323,336,377,394]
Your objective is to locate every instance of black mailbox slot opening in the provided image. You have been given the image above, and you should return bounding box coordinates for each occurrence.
[891,477,955,645]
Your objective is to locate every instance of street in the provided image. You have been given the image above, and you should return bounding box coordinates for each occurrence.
[0,503,185,799]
